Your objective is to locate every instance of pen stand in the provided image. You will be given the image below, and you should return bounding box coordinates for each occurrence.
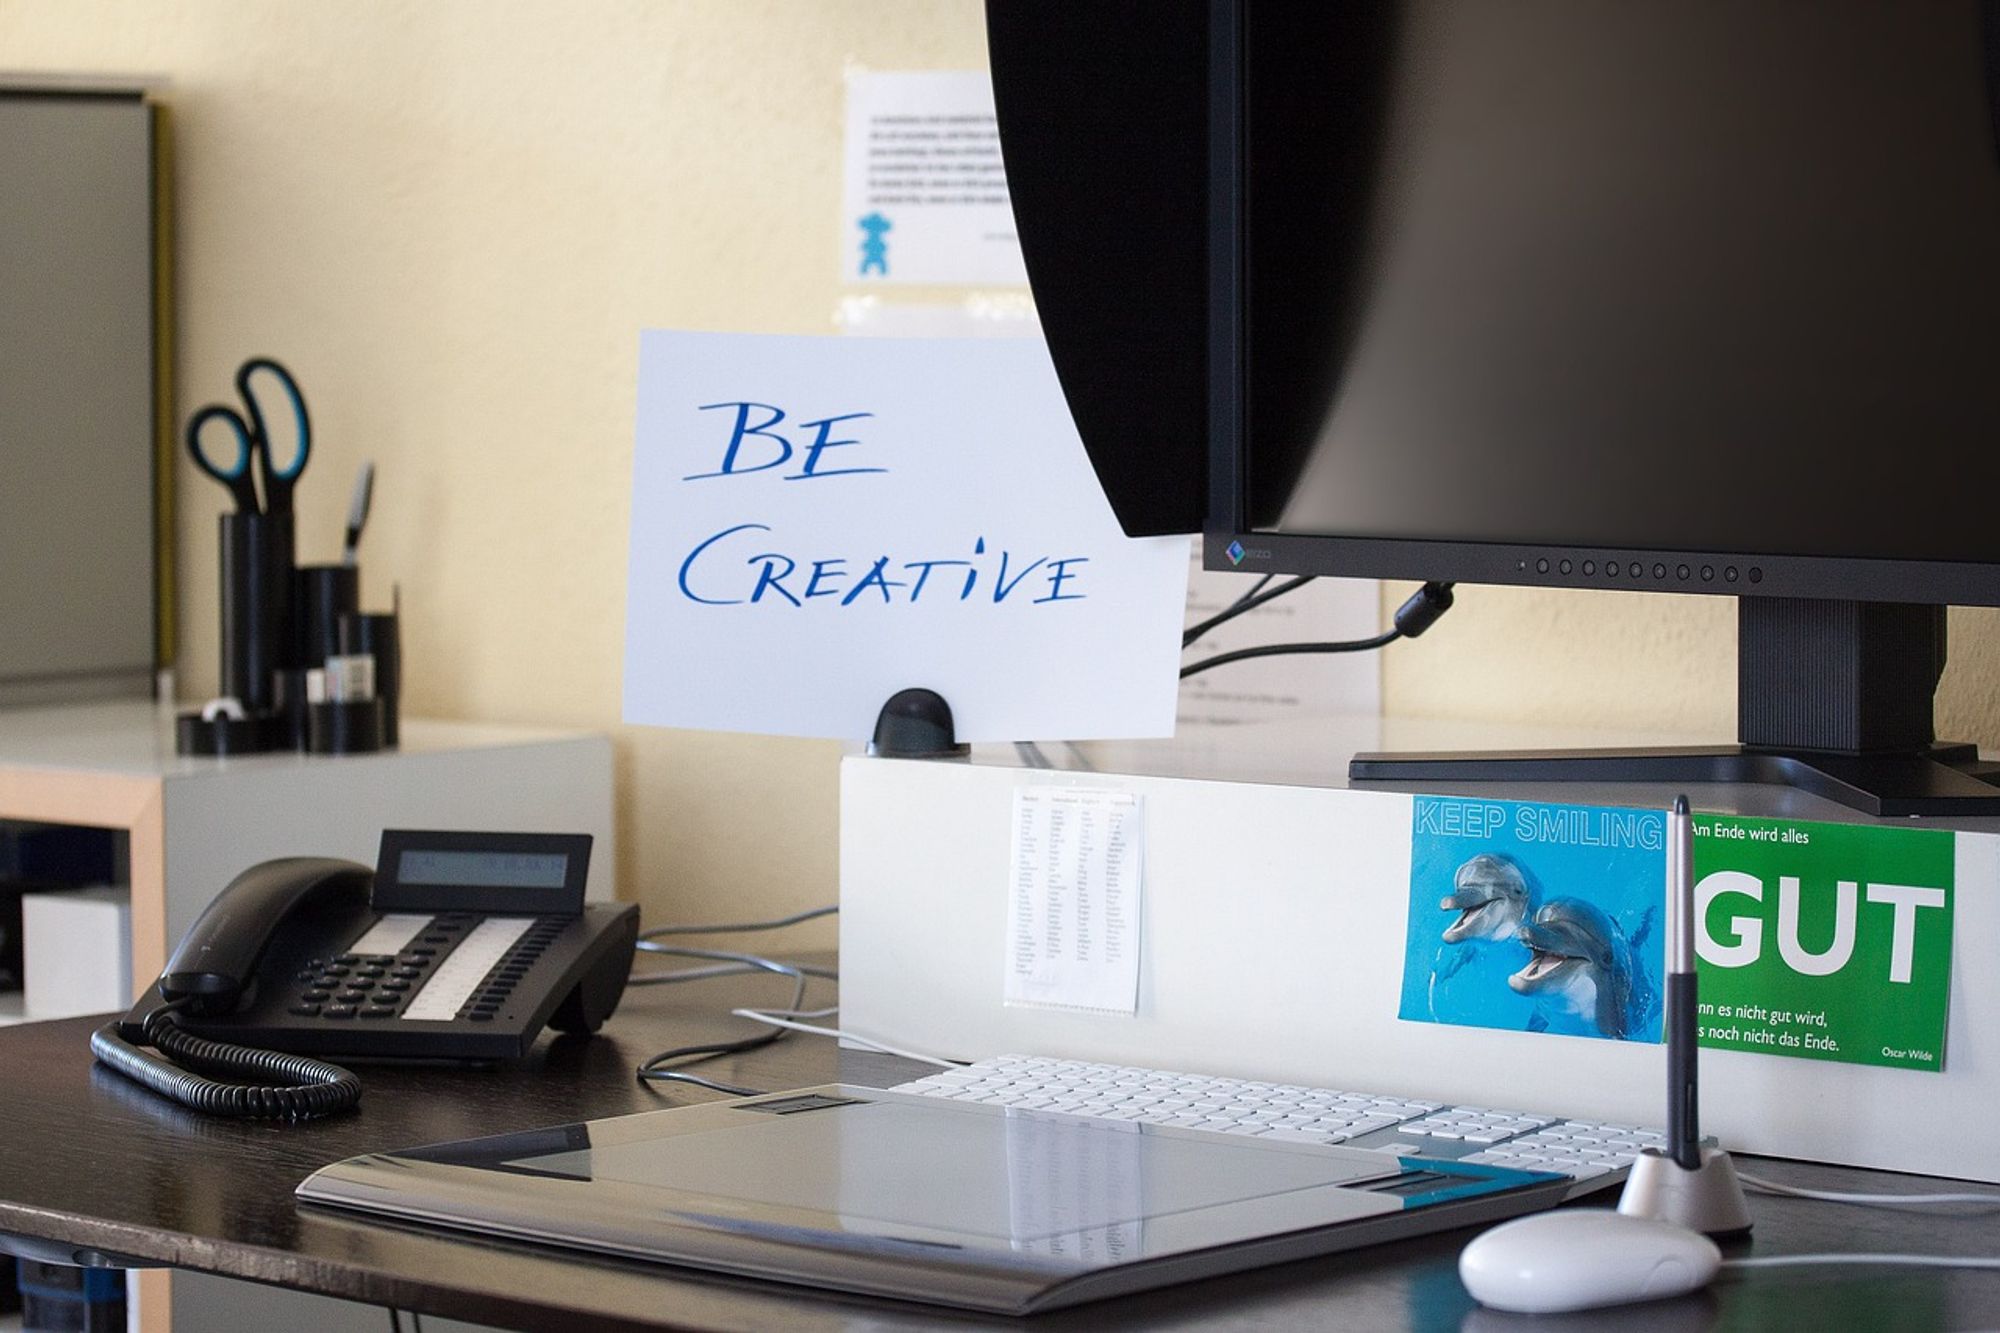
[1617,1147,1753,1238]
[868,688,969,759]
[178,512,294,756]
[218,510,295,716]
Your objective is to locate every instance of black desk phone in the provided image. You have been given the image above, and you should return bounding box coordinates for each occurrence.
[93,830,637,1119]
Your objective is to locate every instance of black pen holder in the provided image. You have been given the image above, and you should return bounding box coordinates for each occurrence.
[176,710,282,756]
[309,699,383,755]
[271,668,315,751]
[295,564,359,670]
[218,511,295,714]
[338,612,401,747]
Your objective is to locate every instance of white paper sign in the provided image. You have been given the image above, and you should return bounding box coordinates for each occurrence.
[841,70,1028,286]
[1005,787,1144,1015]
[623,332,1190,742]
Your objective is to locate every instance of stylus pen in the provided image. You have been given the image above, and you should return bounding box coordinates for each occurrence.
[1667,794,1701,1170]
[342,460,375,567]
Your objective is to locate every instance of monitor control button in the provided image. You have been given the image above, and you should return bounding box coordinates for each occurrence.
[1558,559,1572,575]
[1748,567,1763,583]
[1676,564,1690,580]
[1725,566,1739,582]
[1701,565,1715,581]
[1535,558,1550,574]
[1581,560,1595,575]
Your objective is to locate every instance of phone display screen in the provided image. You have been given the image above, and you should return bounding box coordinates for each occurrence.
[372,831,591,914]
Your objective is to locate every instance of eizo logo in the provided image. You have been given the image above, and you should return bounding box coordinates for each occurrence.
[1226,540,1246,565]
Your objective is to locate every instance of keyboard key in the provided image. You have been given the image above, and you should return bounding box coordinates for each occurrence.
[1261,1128,1336,1145]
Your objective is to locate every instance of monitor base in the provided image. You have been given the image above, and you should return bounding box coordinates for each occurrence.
[1348,743,2000,817]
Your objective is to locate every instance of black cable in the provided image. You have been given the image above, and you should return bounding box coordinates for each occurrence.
[635,904,836,939]
[1177,581,1456,679]
[1182,574,1316,647]
[1180,630,1401,678]
[388,1311,404,1333]
[91,1002,361,1120]
[634,947,816,1097]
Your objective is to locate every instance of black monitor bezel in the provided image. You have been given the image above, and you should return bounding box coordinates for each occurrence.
[1203,0,2000,610]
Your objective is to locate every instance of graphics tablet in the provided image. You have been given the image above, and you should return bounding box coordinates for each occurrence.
[298,1083,1567,1314]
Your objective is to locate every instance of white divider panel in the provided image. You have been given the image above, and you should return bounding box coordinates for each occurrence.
[840,755,2000,1183]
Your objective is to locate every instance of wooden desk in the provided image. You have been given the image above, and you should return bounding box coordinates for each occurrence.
[2,966,1998,1331]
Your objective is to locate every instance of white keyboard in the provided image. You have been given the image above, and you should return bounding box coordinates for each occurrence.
[893,1055,1668,1199]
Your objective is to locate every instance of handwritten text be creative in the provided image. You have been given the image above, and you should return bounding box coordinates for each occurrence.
[675,401,1091,608]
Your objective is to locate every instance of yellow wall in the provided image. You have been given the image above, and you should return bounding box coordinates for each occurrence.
[1381,590,2000,745]
[0,0,990,942]
[7,0,2000,939]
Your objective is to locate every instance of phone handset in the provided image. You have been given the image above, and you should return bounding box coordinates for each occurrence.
[93,859,371,1119]
[162,858,370,1007]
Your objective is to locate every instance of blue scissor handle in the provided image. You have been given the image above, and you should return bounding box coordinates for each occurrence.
[236,357,312,512]
[185,404,261,513]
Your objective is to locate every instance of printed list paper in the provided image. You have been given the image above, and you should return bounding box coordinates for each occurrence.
[1006,788,1143,1015]
[622,332,1190,742]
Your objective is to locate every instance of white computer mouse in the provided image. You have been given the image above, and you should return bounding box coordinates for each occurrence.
[1459,1210,1722,1314]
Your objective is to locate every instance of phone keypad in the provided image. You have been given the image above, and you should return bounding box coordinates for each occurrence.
[290,912,483,1023]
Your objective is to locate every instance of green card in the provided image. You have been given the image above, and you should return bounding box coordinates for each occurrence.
[1693,814,1954,1072]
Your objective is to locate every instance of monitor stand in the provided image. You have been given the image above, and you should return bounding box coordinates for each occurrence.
[1350,597,2000,817]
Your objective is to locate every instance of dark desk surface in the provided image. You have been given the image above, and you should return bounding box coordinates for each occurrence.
[3,969,1998,1331]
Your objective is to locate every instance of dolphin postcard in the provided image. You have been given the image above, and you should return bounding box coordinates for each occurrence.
[1400,795,1666,1043]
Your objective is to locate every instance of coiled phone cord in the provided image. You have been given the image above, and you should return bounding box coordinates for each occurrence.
[91,1001,362,1120]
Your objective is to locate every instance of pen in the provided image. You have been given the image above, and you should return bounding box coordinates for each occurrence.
[1667,793,1701,1170]
[343,460,375,566]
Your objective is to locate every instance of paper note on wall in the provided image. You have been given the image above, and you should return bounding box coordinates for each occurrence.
[1006,788,1143,1014]
[1399,795,1667,1044]
[622,332,1190,742]
[841,70,1027,286]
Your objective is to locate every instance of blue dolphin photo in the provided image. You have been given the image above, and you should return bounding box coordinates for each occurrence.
[1399,796,1665,1043]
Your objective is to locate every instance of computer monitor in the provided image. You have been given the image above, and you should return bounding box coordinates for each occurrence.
[1206,1,2000,815]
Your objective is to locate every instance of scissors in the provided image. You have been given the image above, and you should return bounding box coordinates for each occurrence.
[185,357,313,514]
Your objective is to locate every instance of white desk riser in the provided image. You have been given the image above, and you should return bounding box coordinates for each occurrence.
[841,712,2000,1183]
